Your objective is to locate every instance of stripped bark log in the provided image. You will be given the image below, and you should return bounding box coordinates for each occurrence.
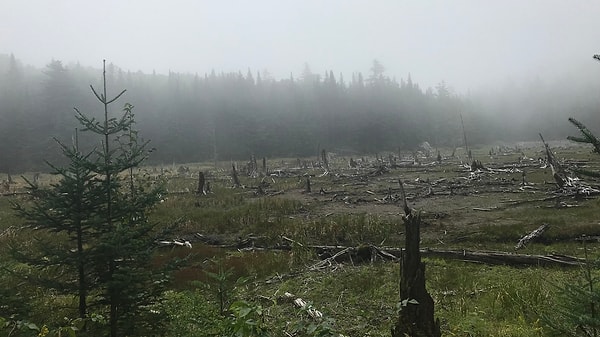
[515,224,549,250]
[419,248,583,267]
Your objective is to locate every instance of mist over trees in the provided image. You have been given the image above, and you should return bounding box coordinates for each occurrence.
[1,53,600,172]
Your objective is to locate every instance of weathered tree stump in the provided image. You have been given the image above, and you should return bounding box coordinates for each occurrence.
[197,171,206,195]
[321,149,329,171]
[471,159,485,171]
[392,180,441,337]
[232,163,241,188]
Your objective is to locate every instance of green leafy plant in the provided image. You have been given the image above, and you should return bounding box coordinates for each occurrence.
[205,259,241,316]
[0,316,84,337]
[289,302,341,337]
[228,300,271,337]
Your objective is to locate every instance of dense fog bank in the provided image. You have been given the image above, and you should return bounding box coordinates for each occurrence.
[1,54,599,172]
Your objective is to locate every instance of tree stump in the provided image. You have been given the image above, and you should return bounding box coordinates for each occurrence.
[232,163,241,188]
[197,171,205,195]
[321,149,329,171]
[392,180,441,337]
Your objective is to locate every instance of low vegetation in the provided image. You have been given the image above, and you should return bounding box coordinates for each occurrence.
[2,139,600,336]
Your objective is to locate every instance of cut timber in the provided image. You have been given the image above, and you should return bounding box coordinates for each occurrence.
[515,224,549,250]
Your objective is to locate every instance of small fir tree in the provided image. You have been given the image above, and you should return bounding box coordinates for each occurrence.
[12,130,102,320]
[13,60,170,337]
[75,61,168,337]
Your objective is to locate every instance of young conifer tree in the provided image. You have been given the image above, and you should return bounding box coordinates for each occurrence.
[12,129,101,320]
[14,60,169,337]
[75,60,168,337]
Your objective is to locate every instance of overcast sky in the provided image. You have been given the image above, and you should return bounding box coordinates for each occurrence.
[2,1,599,93]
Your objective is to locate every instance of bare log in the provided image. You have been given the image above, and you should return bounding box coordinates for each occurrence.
[184,233,586,268]
[515,224,549,250]
[419,248,583,267]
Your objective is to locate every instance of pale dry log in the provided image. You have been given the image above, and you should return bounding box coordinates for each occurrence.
[515,224,549,250]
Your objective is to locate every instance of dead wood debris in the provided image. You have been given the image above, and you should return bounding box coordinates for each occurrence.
[187,229,587,268]
[280,292,323,319]
[515,224,549,250]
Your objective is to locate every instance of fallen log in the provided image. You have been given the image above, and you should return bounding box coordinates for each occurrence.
[515,224,549,250]
[417,248,583,267]
[183,233,585,267]
[313,246,584,268]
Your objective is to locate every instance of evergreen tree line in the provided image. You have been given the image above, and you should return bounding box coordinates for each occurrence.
[2,54,600,173]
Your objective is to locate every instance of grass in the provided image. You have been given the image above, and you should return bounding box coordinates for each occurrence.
[3,144,600,336]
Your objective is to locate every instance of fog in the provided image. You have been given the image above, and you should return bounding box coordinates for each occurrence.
[2,1,600,172]
[3,1,599,93]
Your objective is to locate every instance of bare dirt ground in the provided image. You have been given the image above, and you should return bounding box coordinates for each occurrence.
[4,142,599,250]
[254,143,600,250]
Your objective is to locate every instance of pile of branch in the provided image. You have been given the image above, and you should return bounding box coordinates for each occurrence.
[309,245,397,271]
[540,132,600,196]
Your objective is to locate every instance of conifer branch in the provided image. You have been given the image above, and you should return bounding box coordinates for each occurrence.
[106,89,127,104]
[90,85,105,103]
[568,117,600,154]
